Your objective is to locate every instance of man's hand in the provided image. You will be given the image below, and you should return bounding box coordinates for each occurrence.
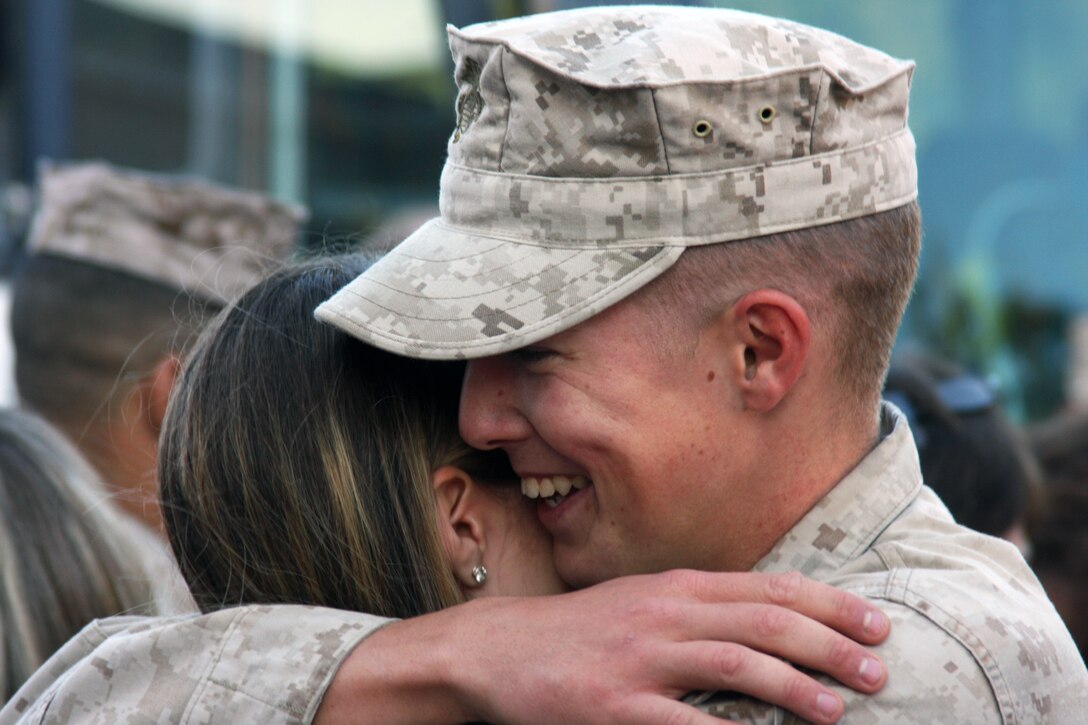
[317,570,889,724]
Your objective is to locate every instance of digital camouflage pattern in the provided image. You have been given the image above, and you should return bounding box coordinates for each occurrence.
[688,406,1088,723]
[29,161,306,304]
[317,5,917,359]
[4,407,1082,724]
[0,606,393,725]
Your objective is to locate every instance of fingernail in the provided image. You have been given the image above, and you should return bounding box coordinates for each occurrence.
[859,656,883,686]
[816,692,840,719]
[863,609,887,635]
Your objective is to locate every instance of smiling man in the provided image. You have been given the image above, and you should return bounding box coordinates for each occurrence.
[316,5,1088,721]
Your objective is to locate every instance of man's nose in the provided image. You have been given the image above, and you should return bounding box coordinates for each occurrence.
[459,356,533,450]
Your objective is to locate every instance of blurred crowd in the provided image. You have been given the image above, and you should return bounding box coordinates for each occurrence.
[0,158,1084,703]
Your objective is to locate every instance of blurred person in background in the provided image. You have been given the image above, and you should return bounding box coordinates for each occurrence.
[10,160,305,537]
[0,408,177,700]
[883,353,1041,552]
[1028,411,1088,662]
[2,161,305,698]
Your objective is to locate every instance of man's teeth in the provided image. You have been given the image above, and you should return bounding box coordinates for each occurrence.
[521,474,590,500]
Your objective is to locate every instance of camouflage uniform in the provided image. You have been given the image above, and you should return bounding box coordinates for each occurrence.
[27,161,307,304]
[687,406,1088,723]
[5,408,1083,725]
[0,607,392,725]
[314,10,1087,715]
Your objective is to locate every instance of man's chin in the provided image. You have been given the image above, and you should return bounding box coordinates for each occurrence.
[553,546,623,590]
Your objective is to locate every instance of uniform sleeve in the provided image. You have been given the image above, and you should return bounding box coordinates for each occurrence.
[0,605,394,725]
[1,616,132,725]
[832,598,1003,723]
[690,598,1003,724]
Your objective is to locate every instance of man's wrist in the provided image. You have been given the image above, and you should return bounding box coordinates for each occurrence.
[314,602,483,724]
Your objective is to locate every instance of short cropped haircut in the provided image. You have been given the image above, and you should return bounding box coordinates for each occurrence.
[10,254,220,437]
[642,202,921,408]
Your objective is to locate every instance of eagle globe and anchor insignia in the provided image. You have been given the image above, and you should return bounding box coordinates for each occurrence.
[452,57,483,143]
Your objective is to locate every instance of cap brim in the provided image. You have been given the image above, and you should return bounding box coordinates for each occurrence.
[316,218,684,360]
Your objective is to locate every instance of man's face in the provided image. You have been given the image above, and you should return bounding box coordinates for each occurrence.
[459,295,758,587]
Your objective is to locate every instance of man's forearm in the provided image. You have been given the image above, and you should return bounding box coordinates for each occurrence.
[315,605,478,724]
[2,574,890,724]
[314,572,891,725]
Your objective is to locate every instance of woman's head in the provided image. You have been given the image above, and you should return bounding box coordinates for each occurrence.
[160,254,563,617]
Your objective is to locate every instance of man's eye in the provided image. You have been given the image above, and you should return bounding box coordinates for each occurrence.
[510,347,558,364]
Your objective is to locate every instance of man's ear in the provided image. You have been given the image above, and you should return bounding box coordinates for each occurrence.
[728,289,810,412]
[146,356,181,432]
[432,465,488,593]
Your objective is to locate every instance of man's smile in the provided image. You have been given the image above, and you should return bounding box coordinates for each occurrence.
[521,474,591,508]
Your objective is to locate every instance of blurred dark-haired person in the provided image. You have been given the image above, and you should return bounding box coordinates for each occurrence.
[1029,411,1088,662]
[0,408,177,699]
[4,162,305,692]
[883,353,1040,552]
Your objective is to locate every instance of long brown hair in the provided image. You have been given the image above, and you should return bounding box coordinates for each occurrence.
[159,254,515,617]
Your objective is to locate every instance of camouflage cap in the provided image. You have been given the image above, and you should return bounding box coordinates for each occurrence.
[27,161,307,303]
[317,5,917,359]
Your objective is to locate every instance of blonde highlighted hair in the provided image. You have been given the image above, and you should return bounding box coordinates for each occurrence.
[0,409,157,699]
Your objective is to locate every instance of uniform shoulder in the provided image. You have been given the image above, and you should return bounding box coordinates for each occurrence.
[839,530,1088,724]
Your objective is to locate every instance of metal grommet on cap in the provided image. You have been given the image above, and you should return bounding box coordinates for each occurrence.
[758,105,777,124]
[692,119,714,138]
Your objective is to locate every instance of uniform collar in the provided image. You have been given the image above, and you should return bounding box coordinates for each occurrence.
[753,403,923,577]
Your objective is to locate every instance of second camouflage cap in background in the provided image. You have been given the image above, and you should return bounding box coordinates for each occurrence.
[28,161,307,304]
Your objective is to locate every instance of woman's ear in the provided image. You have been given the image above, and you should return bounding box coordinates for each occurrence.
[727,289,811,412]
[432,465,489,596]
